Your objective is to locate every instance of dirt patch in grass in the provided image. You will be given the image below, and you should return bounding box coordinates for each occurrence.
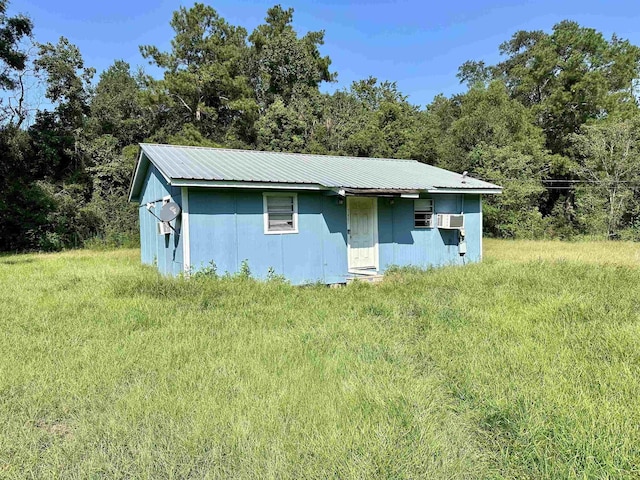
[32,420,74,440]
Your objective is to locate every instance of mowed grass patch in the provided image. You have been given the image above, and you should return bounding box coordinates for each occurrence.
[0,242,639,478]
[484,237,640,266]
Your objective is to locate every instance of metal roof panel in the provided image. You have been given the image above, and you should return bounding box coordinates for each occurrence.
[137,143,502,192]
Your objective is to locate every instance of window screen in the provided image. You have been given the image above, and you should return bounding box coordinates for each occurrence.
[265,194,297,233]
[414,199,434,228]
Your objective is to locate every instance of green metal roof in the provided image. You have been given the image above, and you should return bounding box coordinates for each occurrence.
[129,143,502,201]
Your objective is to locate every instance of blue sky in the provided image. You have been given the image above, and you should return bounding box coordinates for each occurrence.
[11,0,640,107]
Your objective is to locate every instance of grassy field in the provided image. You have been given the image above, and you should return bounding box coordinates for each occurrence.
[0,241,639,478]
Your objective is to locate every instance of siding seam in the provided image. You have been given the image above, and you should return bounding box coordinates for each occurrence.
[181,187,190,274]
[234,191,239,273]
[321,196,326,282]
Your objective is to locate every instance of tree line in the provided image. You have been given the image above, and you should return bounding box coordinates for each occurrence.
[1,0,640,251]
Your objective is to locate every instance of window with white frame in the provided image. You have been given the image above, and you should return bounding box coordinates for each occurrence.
[414,199,434,228]
[263,193,298,234]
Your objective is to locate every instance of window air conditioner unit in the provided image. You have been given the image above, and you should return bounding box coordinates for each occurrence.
[157,221,172,235]
[437,213,464,229]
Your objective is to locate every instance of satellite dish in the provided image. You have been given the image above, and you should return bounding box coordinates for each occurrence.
[160,202,181,222]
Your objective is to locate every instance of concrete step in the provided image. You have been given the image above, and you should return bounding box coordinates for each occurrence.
[346,274,385,284]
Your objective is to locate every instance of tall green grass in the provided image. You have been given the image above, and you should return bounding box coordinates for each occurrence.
[0,243,638,478]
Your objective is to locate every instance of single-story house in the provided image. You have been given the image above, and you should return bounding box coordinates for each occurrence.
[128,144,502,284]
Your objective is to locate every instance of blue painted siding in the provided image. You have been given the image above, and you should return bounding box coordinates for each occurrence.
[184,188,482,284]
[189,190,347,284]
[378,194,481,271]
[138,164,184,276]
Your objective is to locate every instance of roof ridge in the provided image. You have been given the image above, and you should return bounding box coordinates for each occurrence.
[139,143,419,164]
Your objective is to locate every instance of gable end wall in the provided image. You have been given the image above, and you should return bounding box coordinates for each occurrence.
[138,164,184,275]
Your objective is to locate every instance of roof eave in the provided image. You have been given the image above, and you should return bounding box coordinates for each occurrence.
[128,148,147,202]
[129,147,177,202]
[170,179,327,190]
[426,188,502,194]
[155,178,503,195]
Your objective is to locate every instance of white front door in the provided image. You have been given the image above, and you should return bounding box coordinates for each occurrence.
[348,197,377,270]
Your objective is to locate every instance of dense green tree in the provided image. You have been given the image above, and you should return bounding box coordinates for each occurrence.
[22,37,98,249]
[90,61,148,147]
[84,139,139,246]
[35,37,94,127]
[309,91,361,155]
[0,4,47,250]
[570,119,640,237]
[456,60,491,88]
[457,21,640,235]
[0,127,48,251]
[323,78,423,159]
[248,5,334,111]
[31,37,94,179]
[256,94,319,152]
[0,0,32,90]
[0,0,33,126]
[346,79,418,158]
[164,123,222,147]
[493,21,640,155]
[140,3,256,144]
[424,82,552,237]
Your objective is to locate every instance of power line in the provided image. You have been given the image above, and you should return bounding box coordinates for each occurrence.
[540,179,640,184]
[480,178,640,186]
